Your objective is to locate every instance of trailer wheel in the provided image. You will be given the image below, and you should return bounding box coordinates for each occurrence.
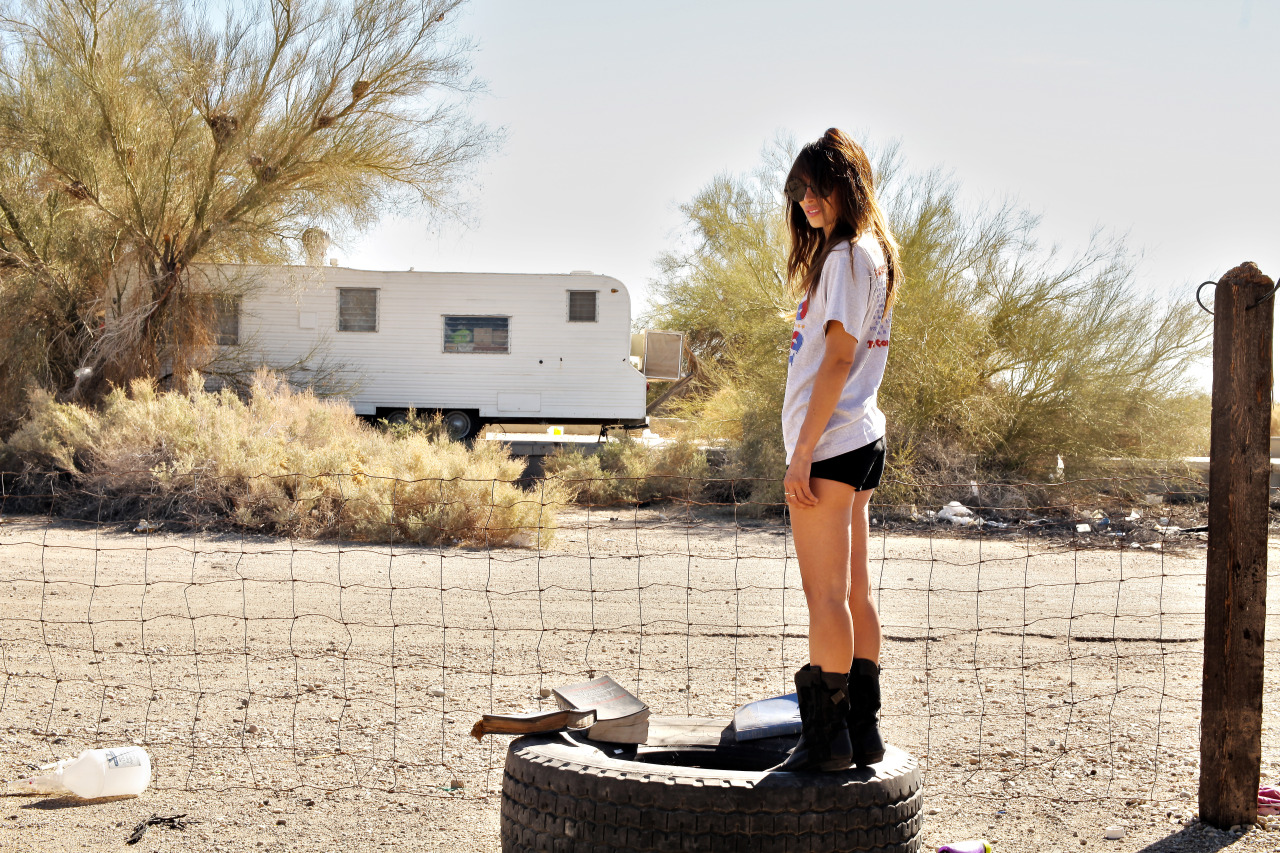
[441,409,477,441]
[501,729,922,852]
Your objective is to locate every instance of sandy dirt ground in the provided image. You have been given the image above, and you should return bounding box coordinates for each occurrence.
[2,507,1279,852]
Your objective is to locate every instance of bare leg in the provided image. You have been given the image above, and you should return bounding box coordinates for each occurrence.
[789,477,857,673]
[848,488,882,665]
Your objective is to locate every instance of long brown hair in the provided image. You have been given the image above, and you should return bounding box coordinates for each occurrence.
[785,128,901,308]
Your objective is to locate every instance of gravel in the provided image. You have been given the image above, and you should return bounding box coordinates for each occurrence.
[2,511,1278,852]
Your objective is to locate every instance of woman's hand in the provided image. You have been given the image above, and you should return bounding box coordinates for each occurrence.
[783,453,818,508]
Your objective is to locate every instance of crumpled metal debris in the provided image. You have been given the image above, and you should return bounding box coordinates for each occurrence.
[126,813,197,845]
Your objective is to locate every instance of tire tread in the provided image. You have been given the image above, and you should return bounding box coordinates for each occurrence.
[501,734,923,852]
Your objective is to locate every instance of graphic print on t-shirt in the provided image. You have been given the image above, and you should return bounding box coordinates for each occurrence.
[788,296,810,365]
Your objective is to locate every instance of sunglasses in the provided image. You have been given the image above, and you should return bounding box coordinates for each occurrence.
[784,178,832,204]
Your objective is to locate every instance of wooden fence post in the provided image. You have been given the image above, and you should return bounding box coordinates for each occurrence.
[1200,261,1275,828]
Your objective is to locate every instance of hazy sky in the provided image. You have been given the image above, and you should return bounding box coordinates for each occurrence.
[347,0,1279,386]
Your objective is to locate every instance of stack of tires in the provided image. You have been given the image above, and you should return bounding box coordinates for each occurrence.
[501,729,922,852]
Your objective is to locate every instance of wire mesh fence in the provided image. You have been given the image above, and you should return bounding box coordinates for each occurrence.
[2,470,1277,815]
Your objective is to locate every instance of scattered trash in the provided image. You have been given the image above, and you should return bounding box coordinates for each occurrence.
[126,813,196,845]
[938,841,992,853]
[428,686,445,698]
[1075,523,1091,533]
[1104,826,1126,840]
[10,746,151,798]
[1260,784,1280,815]
[938,502,977,525]
[133,519,159,534]
[1144,494,1164,506]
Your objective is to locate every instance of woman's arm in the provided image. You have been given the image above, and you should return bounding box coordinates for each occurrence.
[784,320,858,507]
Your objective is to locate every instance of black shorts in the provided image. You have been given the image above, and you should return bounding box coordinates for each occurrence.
[809,437,885,492]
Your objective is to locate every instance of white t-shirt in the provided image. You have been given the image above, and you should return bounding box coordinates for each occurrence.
[782,234,893,464]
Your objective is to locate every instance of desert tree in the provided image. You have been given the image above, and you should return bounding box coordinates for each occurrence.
[643,137,1211,497]
[0,0,495,427]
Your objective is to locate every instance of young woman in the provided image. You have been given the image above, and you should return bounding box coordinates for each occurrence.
[773,128,900,772]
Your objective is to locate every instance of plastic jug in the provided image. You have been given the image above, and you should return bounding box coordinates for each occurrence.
[938,842,992,853]
[15,747,151,798]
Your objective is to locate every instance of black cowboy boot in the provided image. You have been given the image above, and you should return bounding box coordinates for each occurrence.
[846,658,886,766]
[771,665,853,772]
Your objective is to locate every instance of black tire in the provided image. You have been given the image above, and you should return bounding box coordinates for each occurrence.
[441,409,476,441]
[501,722,922,852]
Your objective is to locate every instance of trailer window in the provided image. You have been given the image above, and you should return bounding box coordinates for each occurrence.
[338,288,378,332]
[443,316,509,353]
[568,290,597,322]
[214,296,241,345]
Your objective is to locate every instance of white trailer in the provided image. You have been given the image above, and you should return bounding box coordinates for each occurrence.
[207,264,667,439]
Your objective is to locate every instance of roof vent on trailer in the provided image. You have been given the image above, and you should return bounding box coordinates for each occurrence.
[569,270,594,275]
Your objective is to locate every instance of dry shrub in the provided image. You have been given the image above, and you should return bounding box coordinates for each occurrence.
[4,372,563,547]
[868,430,1211,523]
[542,433,709,507]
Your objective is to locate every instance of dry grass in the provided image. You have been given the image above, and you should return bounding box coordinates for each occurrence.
[3,372,565,547]
[542,433,710,507]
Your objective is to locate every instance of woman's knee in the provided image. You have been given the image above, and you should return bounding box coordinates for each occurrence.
[847,585,878,615]
[798,581,849,614]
